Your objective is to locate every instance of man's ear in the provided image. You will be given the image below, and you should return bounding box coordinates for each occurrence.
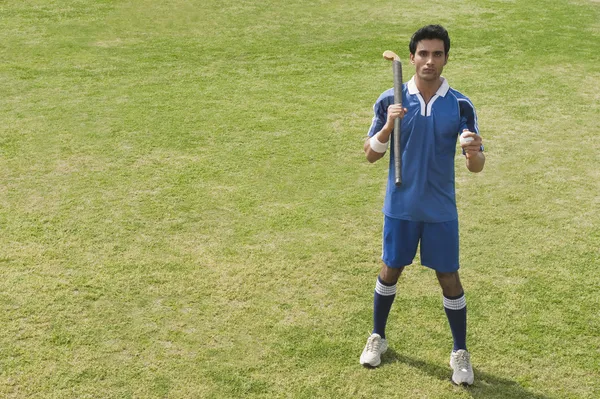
[444,53,449,65]
[409,53,415,64]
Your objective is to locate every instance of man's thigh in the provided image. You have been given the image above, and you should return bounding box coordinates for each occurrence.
[420,219,459,272]
[382,216,421,268]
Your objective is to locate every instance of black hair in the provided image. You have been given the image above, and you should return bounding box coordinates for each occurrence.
[409,25,450,55]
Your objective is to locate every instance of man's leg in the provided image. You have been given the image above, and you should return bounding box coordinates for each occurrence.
[422,220,473,385]
[373,264,404,338]
[438,272,473,385]
[360,217,419,367]
[436,271,467,352]
[360,264,403,367]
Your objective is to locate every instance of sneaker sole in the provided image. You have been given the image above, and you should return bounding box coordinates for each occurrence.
[450,369,474,386]
[360,358,381,368]
[451,379,474,386]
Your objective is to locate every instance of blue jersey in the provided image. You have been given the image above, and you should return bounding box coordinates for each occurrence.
[368,76,481,223]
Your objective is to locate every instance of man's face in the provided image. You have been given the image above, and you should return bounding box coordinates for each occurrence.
[410,39,448,82]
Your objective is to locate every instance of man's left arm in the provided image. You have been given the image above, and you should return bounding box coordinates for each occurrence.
[457,98,485,173]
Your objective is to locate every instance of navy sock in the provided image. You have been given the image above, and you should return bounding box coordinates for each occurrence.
[373,277,397,339]
[443,292,467,351]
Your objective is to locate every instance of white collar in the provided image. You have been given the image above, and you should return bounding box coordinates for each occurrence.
[407,76,450,97]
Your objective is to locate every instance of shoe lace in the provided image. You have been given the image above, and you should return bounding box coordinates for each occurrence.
[366,335,381,352]
[455,351,471,371]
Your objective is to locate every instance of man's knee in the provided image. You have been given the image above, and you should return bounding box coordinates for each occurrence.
[379,263,404,285]
[436,271,463,295]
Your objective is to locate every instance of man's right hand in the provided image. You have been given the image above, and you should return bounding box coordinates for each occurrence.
[365,104,408,164]
[384,104,407,131]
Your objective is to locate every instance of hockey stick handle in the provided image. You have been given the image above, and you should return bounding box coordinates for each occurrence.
[392,59,403,186]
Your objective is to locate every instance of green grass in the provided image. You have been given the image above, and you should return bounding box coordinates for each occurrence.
[1,0,599,397]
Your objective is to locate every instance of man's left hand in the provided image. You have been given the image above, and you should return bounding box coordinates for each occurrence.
[460,130,482,159]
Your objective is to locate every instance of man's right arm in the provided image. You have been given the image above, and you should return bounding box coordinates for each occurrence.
[364,104,407,163]
[364,125,393,163]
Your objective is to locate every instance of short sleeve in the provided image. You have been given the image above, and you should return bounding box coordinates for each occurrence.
[367,100,386,138]
[458,97,484,151]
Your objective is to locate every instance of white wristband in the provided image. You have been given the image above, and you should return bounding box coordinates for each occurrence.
[369,135,389,153]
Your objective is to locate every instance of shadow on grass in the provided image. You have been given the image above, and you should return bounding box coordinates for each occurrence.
[383,348,551,399]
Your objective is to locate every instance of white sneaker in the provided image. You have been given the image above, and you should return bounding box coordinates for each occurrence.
[359,333,388,367]
[450,349,474,385]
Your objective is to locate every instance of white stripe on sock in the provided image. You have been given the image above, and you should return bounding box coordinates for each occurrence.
[375,279,397,296]
[443,294,466,310]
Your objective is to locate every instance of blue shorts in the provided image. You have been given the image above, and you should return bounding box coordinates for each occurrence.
[382,216,459,272]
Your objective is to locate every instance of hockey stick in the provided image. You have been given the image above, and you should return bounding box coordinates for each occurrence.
[383,50,403,186]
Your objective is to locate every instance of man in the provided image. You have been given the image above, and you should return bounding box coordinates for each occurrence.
[359,25,485,386]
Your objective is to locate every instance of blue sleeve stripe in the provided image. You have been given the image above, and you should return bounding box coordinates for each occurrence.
[457,97,483,151]
[457,98,479,134]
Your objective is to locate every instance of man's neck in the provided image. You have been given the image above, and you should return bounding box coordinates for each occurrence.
[415,76,443,103]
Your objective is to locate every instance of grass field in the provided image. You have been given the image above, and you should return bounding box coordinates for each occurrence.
[1,0,599,398]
